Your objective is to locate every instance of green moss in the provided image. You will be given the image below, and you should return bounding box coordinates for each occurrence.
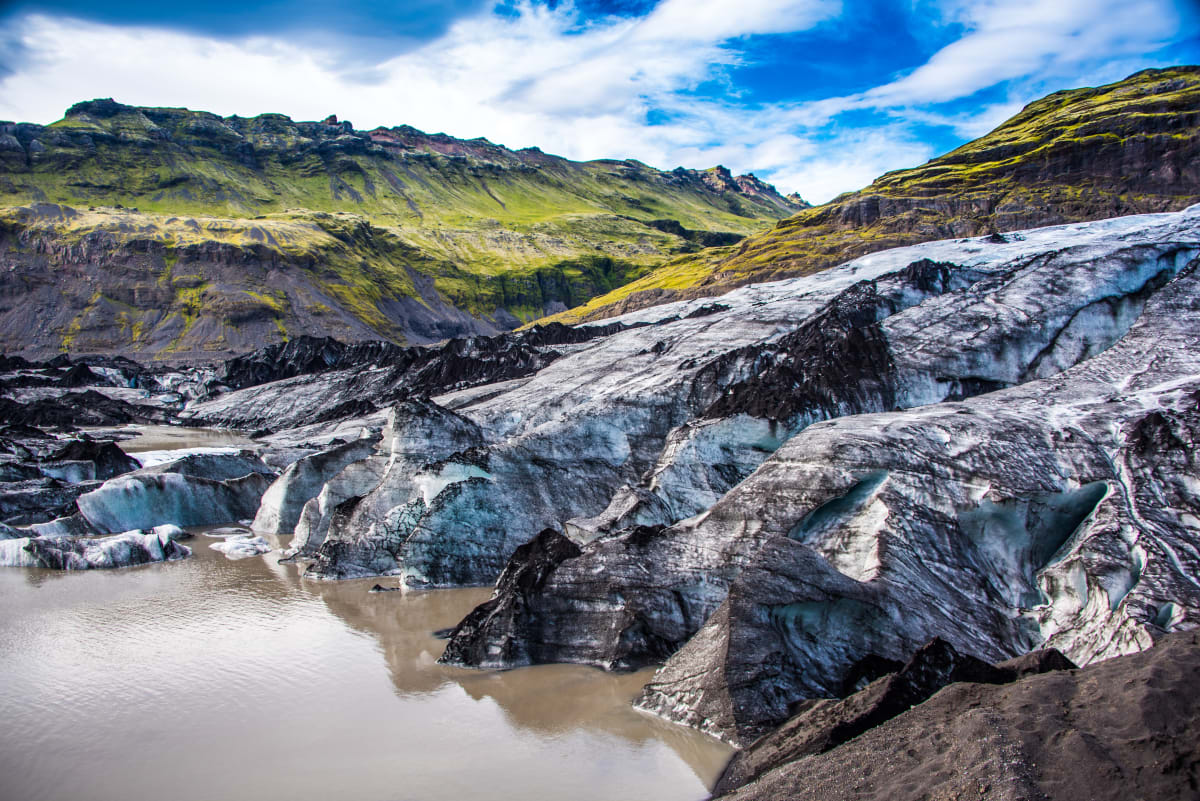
[546,66,1200,324]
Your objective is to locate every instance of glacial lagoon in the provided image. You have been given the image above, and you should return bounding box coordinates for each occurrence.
[0,534,731,801]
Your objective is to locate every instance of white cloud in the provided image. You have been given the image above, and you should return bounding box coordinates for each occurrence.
[632,0,842,42]
[0,0,1191,204]
[858,0,1183,107]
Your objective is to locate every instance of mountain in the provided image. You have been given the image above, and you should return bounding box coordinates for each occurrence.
[546,66,1200,324]
[0,99,803,361]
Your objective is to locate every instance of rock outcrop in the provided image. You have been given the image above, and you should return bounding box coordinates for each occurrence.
[711,631,1200,801]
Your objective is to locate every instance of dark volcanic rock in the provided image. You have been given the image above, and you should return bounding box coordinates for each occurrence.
[191,326,601,429]
[713,638,1074,795]
[46,438,139,480]
[58,363,104,387]
[0,477,100,525]
[0,391,169,428]
[439,528,582,668]
[218,336,402,389]
[215,323,636,395]
[712,631,1200,801]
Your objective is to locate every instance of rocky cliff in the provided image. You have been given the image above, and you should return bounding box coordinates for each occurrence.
[0,101,802,361]
[547,66,1200,324]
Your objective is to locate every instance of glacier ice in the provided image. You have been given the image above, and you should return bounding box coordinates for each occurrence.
[0,524,191,570]
[209,534,273,559]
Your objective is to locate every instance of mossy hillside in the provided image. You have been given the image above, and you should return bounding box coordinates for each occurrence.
[543,66,1200,325]
[0,204,668,356]
[0,101,805,355]
[0,100,799,249]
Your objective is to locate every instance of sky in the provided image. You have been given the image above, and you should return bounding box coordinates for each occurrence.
[0,0,1196,203]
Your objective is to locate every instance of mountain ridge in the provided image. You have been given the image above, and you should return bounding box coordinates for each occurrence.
[543,65,1200,325]
[0,99,804,361]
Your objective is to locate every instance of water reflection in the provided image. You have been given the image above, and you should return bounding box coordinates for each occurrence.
[308,571,733,787]
[0,531,731,801]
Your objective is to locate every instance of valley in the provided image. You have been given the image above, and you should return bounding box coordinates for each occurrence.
[1,65,1198,801]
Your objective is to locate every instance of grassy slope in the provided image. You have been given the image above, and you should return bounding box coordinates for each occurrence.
[544,66,1200,325]
[0,100,802,355]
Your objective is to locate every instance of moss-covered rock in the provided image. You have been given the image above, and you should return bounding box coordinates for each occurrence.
[548,66,1200,324]
[0,103,804,360]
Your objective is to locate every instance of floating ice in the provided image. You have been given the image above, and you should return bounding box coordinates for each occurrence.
[0,525,191,570]
[209,535,272,559]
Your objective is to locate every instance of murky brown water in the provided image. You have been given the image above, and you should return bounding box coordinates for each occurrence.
[107,424,259,453]
[0,532,732,801]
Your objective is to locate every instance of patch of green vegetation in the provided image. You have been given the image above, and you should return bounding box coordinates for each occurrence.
[546,66,1200,324]
[0,100,809,349]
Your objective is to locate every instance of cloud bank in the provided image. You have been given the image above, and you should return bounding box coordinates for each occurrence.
[0,0,1194,202]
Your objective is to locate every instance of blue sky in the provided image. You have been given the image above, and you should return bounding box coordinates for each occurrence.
[0,0,1196,202]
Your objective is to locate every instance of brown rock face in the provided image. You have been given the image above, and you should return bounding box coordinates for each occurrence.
[713,631,1200,801]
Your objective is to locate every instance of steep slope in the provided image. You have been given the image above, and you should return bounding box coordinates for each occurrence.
[0,100,802,360]
[714,631,1200,801]
[547,66,1200,324]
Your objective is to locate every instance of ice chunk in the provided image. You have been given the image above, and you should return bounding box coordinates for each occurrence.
[209,535,272,559]
[0,527,192,570]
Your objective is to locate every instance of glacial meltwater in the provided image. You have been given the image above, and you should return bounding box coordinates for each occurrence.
[0,537,732,800]
[0,431,731,801]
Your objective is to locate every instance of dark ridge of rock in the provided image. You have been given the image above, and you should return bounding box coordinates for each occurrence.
[58,363,104,387]
[684,302,730,318]
[0,424,52,441]
[0,354,35,371]
[712,631,1200,801]
[193,324,642,429]
[0,373,60,388]
[838,653,904,697]
[690,260,975,422]
[218,336,401,389]
[0,391,170,428]
[995,647,1079,678]
[217,322,633,394]
[438,528,583,668]
[693,281,900,422]
[713,637,1074,795]
[47,439,139,480]
[0,477,101,525]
